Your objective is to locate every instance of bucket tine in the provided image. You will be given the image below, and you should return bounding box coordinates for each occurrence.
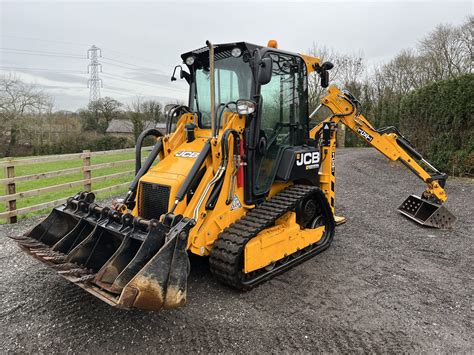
[20,193,95,247]
[398,194,456,229]
[65,209,134,273]
[164,227,193,309]
[52,216,97,254]
[118,217,195,310]
[107,220,168,293]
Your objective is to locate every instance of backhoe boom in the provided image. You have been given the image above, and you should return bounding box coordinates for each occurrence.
[310,86,455,228]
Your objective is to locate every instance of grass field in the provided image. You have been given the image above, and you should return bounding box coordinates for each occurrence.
[0,150,143,221]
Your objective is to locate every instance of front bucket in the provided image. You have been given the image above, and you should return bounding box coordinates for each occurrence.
[398,195,456,229]
[9,192,197,311]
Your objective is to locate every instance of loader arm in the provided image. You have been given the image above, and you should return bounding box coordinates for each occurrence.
[310,86,455,229]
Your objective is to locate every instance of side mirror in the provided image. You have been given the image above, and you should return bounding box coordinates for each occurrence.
[258,57,273,85]
[320,70,329,88]
[322,61,334,71]
[171,65,191,84]
[314,61,334,88]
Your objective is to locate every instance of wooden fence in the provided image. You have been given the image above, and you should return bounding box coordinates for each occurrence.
[0,147,151,224]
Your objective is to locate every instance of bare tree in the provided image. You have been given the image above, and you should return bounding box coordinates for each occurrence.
[0,74,52,156]
[128,96,147,140]
[306,43,365,112]
[141,100,163,123]
[88,96,123,133]
[419,18,473,81]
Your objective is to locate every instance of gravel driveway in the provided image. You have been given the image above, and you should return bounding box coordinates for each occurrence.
[0,148,472,353]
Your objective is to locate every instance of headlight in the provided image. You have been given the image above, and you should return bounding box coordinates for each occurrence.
[236,100,256,115]
[185,56,195,66]
[231,47,242,58]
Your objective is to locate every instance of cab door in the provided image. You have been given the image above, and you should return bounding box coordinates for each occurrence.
[252,52,308,196]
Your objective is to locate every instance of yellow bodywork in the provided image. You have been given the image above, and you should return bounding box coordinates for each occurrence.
[244,212,325,273]
[132,109,311,271]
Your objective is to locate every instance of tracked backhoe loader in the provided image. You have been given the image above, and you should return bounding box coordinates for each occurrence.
[9,40,456,310]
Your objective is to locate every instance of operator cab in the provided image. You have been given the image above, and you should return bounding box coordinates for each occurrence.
[179,42,319,204]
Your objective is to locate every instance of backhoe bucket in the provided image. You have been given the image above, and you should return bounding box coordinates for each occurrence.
[398,195,456,229]
[8,192,196,311]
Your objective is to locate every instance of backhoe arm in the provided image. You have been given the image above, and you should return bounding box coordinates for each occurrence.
[312,86,448,203]
[310,86,455,229]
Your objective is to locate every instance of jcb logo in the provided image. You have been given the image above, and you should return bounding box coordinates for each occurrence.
[296,152,320,166]
[175,151,200,158]
[357,128,373,142]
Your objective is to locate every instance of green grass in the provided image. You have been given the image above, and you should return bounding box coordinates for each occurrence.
[0,151,141,221]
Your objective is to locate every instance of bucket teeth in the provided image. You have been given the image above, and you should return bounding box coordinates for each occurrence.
[33,250,58,257]
[46,255,68,264]
[18,241,45,248]
[75,274,96,283]
[51,262,78,271]
[58,268,89,276]
[8,235,31,241]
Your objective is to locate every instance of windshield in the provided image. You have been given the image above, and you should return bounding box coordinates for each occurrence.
[193,55,252,127]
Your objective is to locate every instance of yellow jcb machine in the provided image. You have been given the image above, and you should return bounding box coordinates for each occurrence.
[10,41,456,310]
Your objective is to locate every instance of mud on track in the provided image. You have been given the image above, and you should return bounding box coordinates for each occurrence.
[0,148,472,353]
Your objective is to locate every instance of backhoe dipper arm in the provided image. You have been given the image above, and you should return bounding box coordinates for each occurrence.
[311,86,448,204]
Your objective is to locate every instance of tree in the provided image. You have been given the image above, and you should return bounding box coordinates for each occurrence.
[141,100,164,124]
[129,96,146,140]
[88,96,123,133]
[419,18,473,81]
[0,74,51,156]
[306,43,365,113]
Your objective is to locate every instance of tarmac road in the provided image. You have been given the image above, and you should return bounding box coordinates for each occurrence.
[0,148,472,353]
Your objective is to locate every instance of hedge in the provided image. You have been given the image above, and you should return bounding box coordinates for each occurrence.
[399,74,473,177]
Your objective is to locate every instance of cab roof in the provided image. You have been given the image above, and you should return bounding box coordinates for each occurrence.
[180,41,321,73]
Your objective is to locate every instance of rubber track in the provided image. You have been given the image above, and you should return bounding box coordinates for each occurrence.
[209,185,327,290]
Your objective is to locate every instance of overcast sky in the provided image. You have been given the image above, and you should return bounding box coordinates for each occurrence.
[0,0,472,111]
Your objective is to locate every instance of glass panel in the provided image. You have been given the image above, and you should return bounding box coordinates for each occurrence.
[194,55,252,127]
[254,53,308,195]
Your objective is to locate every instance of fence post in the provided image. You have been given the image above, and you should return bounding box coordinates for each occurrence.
[83,150,91,192]
[4,159,17,224]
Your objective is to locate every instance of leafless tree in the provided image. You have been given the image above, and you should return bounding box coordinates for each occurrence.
[0,74,52,156]
[419,18,473,81]
[128,96,147,140]
[141,100,163,123]
[88,96,123,133]
[306,43,365,112]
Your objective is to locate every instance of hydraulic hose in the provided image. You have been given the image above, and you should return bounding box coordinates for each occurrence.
[124,138,163,208]
[135,128,163,174]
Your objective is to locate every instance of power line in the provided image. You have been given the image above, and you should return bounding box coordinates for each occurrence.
[101,72,187,93]
[0,34,89,48]
[0,49,85,60]
[0,47,84,58]
[1,35,172,72]
[102,56,155,70]
[0,66,86,74]
[101,59,166,77]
